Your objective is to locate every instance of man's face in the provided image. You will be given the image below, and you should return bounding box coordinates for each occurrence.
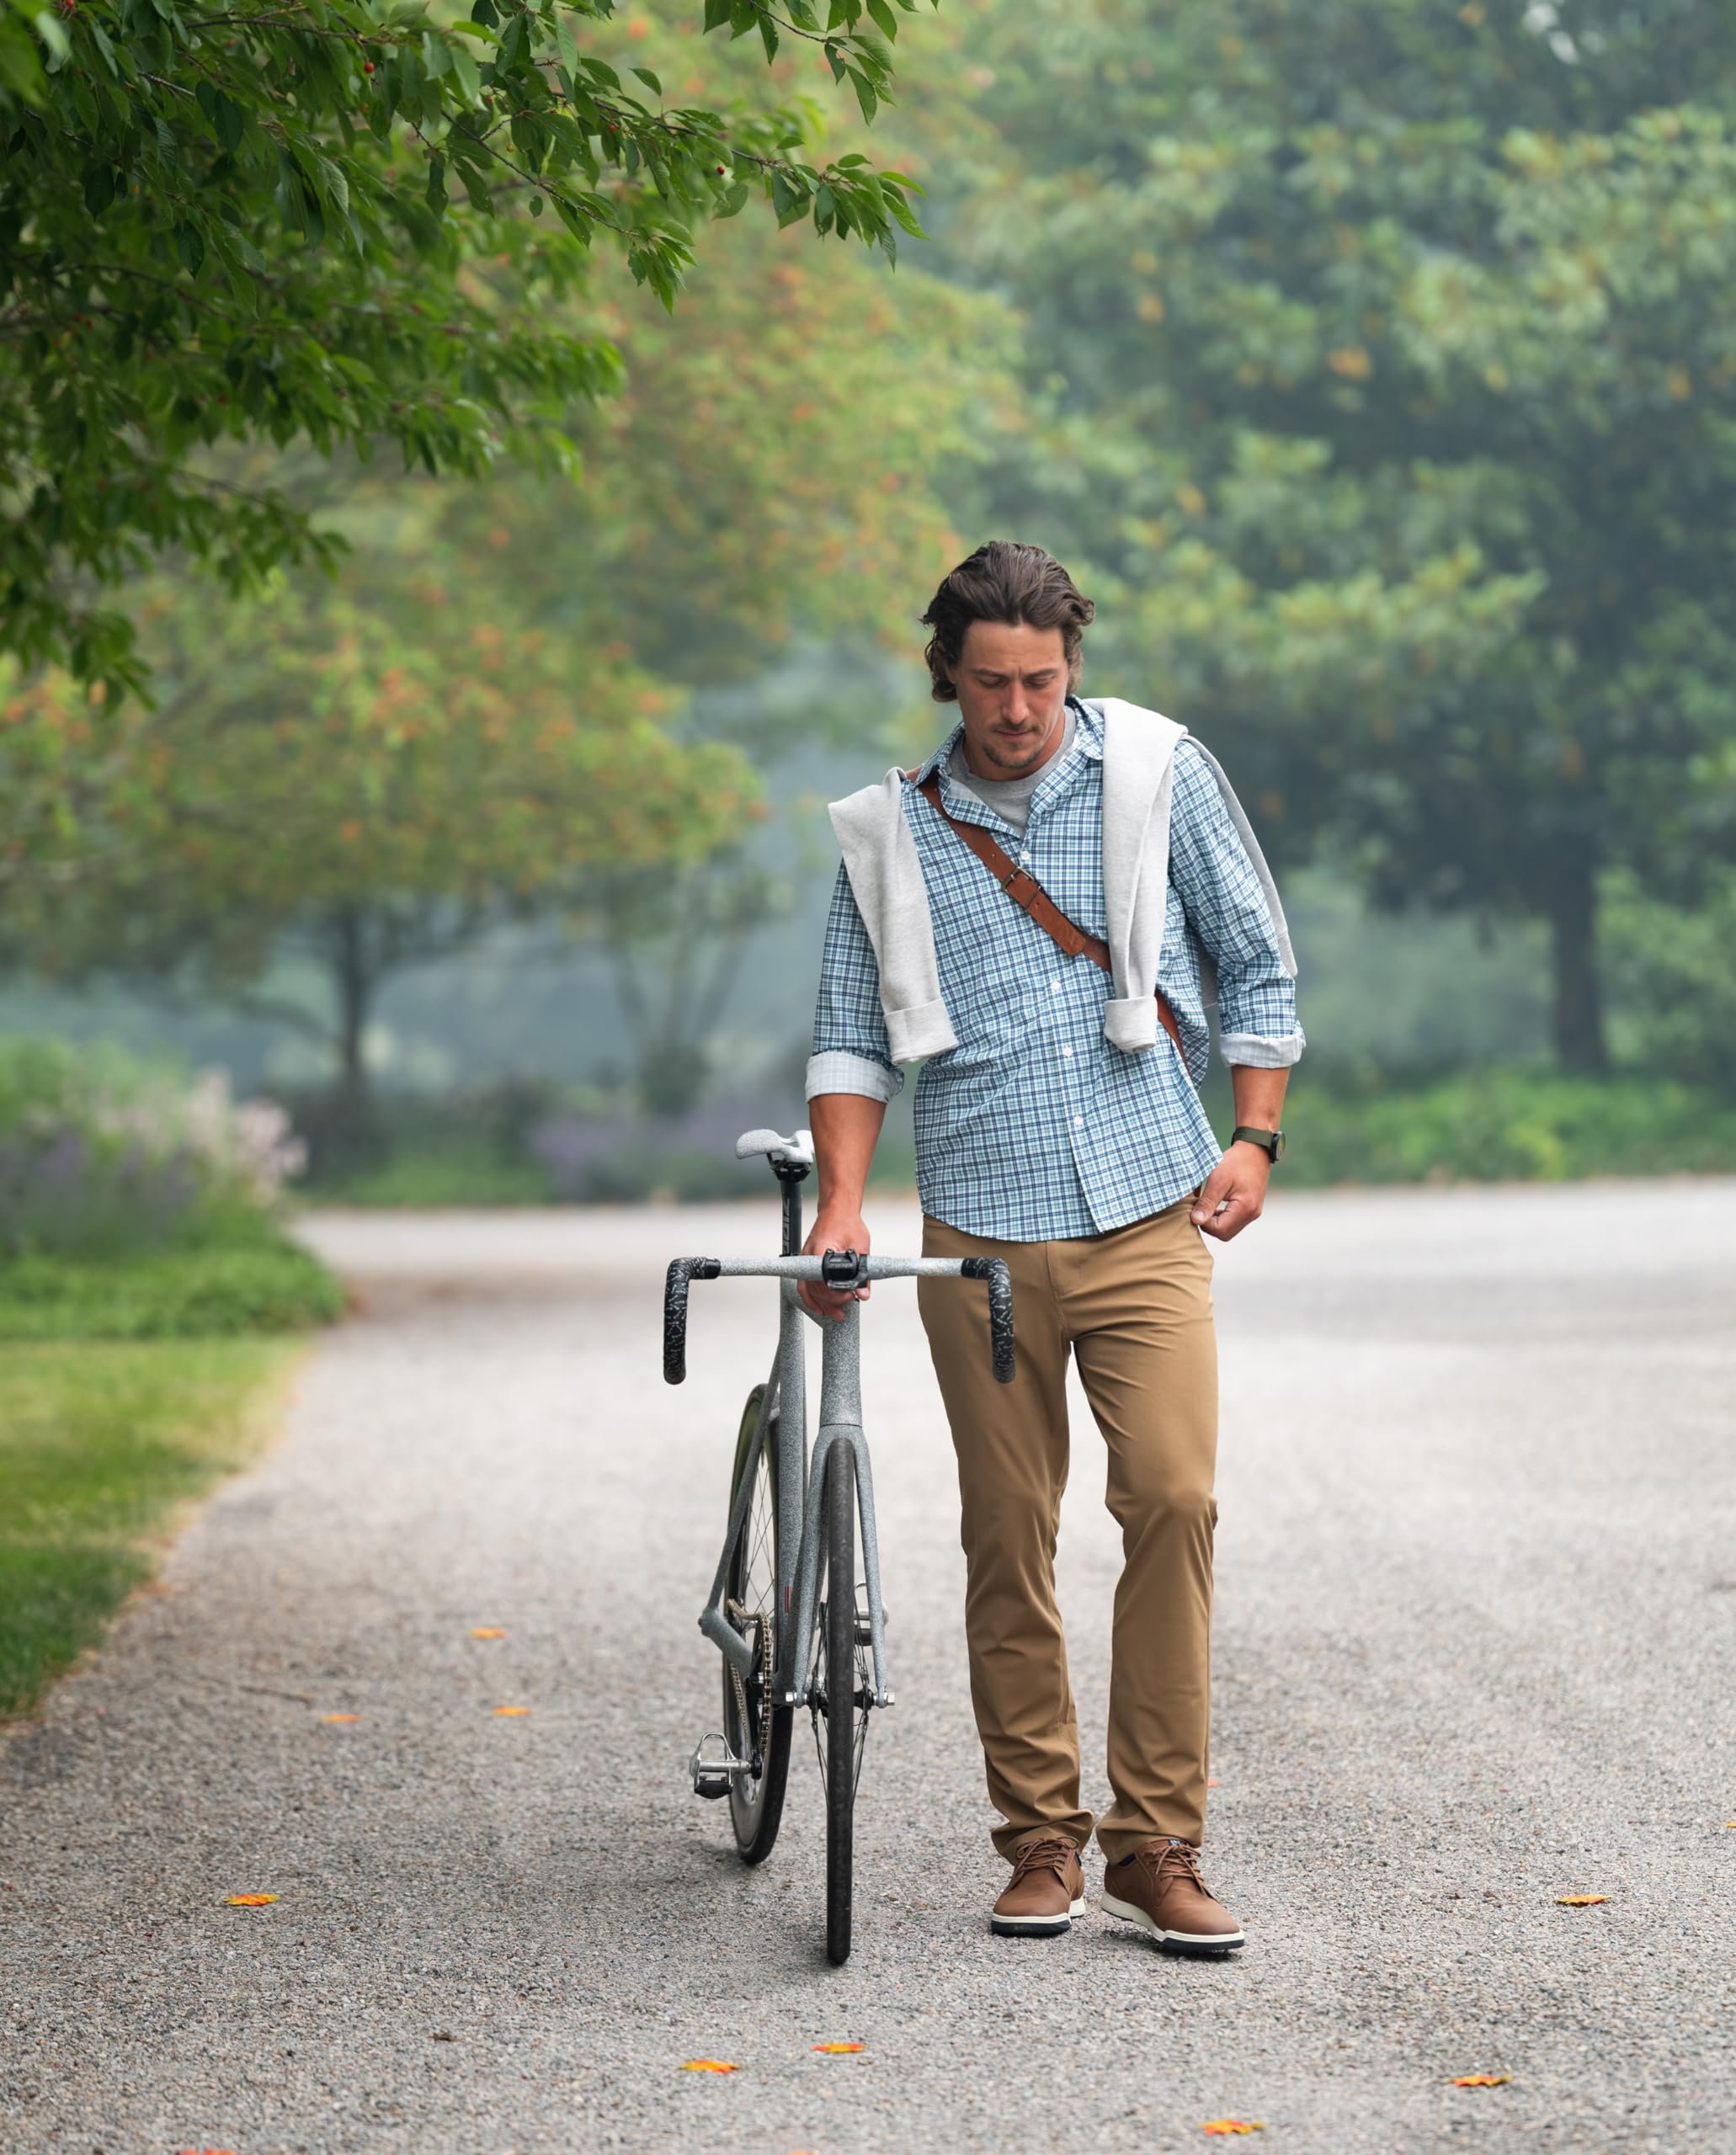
[949,620,1072,778]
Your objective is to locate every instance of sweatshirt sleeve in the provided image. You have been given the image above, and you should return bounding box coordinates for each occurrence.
[805,860,905,1103]
[1166,742,1305,1068]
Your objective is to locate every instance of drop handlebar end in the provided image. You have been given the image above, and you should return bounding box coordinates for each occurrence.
[958,1257,1016,1383]
[663,1257,722,1384]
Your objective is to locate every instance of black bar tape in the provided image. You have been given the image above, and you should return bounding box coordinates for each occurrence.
[663,1257,721,1385]
[959,1257,1016,1384]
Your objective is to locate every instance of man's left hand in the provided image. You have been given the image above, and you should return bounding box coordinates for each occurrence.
[1190,1142,1271,1242]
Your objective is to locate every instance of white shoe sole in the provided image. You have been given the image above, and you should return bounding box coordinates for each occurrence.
[989,1894,1088,1937]
[1100,1888,1245,1955]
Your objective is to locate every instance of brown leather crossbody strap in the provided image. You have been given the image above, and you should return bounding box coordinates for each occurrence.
[913,772,1183,1053]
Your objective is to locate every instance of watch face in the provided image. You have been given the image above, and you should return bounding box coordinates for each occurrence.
[1272,1129,1286,1162]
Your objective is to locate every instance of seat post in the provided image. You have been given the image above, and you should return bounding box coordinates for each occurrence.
[773,1163,808,1258]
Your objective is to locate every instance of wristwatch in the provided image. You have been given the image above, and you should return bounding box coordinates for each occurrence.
[1231,1125,1286,1163]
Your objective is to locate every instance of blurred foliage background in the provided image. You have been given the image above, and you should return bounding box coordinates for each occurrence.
[6,0,1736,1216]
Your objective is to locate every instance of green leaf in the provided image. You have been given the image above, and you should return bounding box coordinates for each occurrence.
[32,9,70,64]
[758,11,777,62]
[865,0,898,38]
[312,152,349,218]
[173,221,204,278]
[212,91,245,153]
[630,66,661,94]
[702,0,731,31]
[849,67,877,124]
[424,149,446,212]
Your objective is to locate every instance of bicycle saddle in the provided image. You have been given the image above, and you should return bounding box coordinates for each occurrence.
[734,1126,815,1171]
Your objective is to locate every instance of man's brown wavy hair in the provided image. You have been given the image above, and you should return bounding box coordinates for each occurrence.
[919,540,1096,703]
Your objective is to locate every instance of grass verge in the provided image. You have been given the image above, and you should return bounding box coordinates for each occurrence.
[0,1238,346,1342]
[0,1338,304,1719]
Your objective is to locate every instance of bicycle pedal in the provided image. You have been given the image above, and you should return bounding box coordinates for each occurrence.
[688,1733,742,1800]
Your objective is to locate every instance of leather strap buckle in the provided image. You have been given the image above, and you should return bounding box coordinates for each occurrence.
[998,866,1041,904]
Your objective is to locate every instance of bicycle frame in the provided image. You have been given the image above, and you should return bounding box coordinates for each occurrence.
[667,1241,1014,1727]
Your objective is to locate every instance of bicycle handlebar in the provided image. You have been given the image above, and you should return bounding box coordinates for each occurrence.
[662,1252,1015,1387]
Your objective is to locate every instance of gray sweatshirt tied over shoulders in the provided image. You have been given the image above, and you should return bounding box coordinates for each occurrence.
[824,696,1295,1067]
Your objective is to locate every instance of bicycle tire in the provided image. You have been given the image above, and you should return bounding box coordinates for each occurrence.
[821,1440,858,1966]
[722,1384,792,1865]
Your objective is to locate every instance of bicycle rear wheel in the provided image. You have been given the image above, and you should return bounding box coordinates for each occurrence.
[813,1439,871,1966]
[722,1384,791,1865]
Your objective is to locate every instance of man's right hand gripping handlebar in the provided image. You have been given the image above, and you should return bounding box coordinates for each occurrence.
[799,1207,873,1322]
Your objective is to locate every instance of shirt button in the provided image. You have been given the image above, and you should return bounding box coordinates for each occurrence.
[1073,1115,1084,1130]
[1020,849,1031,863]
[1050,980,1062,993]
[1061,1045,1072,1057]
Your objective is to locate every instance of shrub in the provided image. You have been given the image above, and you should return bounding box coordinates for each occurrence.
[0,1039,305,1259]
[1281,1063,1736,1187]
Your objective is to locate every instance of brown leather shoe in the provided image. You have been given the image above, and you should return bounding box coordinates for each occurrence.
[989,1835,1087,1937]
[1101,1838,1244,1955]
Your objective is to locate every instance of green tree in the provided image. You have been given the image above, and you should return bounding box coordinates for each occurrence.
[2,574,753,1112]
[0,0,929,700]
[2,198,1010,1115]
[927,0,1736,1071]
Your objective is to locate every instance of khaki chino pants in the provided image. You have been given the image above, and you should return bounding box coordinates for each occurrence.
[917,1198,1217,1864]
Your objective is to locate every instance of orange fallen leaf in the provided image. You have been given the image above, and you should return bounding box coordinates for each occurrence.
[813,2041,865,2052]
[471,1627,509,1639]
[222,1892,279,1907]
[1555,1894,1608,1906]
[1201,2124,1265,2137]
[493,1705,530,1716]
[682,2058,738,2073]
[1725,1821,1736,1829]
[320,1712,360,1724]
[1452,2074,1513,2087]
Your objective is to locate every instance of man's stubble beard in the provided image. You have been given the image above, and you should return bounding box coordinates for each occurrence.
[972,704,1069,779]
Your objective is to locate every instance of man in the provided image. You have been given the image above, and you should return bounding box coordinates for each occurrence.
[799,540,1302,1954]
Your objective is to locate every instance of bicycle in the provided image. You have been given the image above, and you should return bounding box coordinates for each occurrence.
[663,1125,1014,1966]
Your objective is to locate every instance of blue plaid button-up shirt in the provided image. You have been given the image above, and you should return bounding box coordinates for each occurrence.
[807,698,1304,1242]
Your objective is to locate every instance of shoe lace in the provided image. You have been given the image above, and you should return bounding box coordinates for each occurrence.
[1144,1838,1208,1893]
[1010,1836,1078,1885]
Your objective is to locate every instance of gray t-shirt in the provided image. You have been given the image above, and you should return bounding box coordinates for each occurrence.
[946,705,1077,837]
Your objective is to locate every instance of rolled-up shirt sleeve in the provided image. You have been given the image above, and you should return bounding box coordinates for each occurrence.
[1166,742,1305,1068]
[806,861,905,1103]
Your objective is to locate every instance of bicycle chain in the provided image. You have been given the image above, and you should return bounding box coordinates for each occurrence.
[726,1594,774,1773]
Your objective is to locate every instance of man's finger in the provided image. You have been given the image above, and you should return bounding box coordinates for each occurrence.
[1190,1177,1231,1226]
[1199,1191,1254,1242]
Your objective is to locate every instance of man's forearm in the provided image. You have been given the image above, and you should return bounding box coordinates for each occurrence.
[1229,1064,1289,1137]
[809,1092,887,1218]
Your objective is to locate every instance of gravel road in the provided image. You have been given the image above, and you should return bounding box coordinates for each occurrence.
[3,1179,1734,2154]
